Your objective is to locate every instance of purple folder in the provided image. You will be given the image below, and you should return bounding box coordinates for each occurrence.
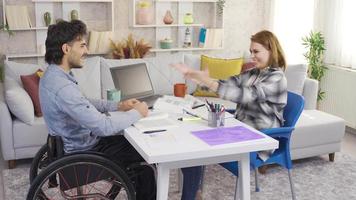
[191,126,264,146]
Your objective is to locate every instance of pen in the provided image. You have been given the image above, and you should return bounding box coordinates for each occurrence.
[192,104,205,109]
[143,129,167,134]
[178,117,201,121]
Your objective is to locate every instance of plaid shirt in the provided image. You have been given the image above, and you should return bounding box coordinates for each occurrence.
[217,67,287,130]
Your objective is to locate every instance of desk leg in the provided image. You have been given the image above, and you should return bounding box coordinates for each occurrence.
[156,164,170,200]
[234,153,250,200]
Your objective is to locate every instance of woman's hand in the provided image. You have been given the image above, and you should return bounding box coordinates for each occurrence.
[118,98,140,111]
[170,63,209,85]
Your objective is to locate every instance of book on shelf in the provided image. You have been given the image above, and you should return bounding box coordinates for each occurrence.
[5,5,32,30]
[201,28,223,48]
[88,31,113,54]
[198,27,207,48]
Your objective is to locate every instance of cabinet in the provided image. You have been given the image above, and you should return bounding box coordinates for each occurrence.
[2,0,114,61]
[130,0,224,52]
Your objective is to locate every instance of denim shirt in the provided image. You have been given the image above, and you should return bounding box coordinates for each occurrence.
[39,64,141,153]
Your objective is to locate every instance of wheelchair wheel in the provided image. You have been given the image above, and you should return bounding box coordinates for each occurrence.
[27,154,136,200]
[29,144,49,183]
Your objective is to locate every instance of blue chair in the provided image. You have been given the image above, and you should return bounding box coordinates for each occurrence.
[220,91,304,200]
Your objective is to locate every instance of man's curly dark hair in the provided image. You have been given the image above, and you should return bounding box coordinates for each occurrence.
[45,20,87,65]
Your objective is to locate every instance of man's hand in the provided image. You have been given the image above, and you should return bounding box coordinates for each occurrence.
[133,102,149,117]
[118,98,140,111]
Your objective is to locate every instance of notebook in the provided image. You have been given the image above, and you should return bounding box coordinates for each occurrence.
[110,62,161,108]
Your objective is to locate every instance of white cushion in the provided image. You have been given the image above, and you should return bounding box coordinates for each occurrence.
[4,77,34,125]
[4,60,46,85]
[71,56,101,99]
[285,64,308,95]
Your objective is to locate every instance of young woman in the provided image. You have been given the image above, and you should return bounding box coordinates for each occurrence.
[173,30,288,199]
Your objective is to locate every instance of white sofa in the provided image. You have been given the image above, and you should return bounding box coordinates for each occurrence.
[0,55,345,168]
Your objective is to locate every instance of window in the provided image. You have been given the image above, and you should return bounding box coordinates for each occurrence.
[270,0,356,69]
[269,0,315,65]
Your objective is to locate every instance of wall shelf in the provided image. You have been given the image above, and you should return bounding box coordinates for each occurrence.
[133,23,204,28]
[3,0,114,62]
[130,0,224,53]
[32,0,113,2]
[150,47,223,52]
[5,53,106,60]
[155,0,218,2]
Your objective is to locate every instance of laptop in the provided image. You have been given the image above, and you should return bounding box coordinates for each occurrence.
[110,62,161,108]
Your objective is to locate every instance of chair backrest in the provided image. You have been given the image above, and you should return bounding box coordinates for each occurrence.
[283,91,305,127]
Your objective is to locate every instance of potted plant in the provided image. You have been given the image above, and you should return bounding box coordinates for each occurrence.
[302,31,327,102]
[0,23,14,36]
[217,0,225,16]
[110,34,152,59]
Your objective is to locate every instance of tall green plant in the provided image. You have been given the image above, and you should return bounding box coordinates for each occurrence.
[302,31,327,101]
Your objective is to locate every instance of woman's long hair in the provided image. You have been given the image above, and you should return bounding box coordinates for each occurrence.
[251,30,286,71]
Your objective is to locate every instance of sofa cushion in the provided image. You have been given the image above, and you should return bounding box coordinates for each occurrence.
[194,55,243,97]
[71,56,102,99]
[4,77,34,125]
[20,69,43,117]
[291,110,345,149]
[13,117,48,148]
[285,64,307,95]
[4,60,47,85]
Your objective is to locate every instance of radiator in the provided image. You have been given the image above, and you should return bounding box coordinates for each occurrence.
[319,65,356,128]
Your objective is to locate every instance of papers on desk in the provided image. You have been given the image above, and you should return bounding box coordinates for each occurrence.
[133,112,178,132]
[191,126,264,146]
[153,95,201,113]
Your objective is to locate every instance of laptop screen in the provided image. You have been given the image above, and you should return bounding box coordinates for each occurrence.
[110,62,154,100]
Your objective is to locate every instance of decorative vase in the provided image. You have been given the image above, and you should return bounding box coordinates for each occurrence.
[183,28,192,48]
[136,1,154,25]
[71,10,79,21]
[183,13,193,24]
[43,12,51,27]
[163,10,173,25]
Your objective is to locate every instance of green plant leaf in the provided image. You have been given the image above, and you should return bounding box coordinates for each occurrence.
[302,31,327,102]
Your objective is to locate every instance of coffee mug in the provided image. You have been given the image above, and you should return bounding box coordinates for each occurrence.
[174,83,187,98]
[107,89,121,102]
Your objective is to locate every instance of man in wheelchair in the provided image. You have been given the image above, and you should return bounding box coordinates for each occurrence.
[37,20,155,199]
[32,19,203,200]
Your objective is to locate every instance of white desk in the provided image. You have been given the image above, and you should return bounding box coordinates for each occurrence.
[124,115,278,200]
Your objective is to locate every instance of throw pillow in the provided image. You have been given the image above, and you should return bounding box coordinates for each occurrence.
[4,77,35,125]
[21,69,43,117]
[193,55,243,97]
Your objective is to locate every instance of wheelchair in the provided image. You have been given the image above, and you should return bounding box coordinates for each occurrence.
[27,135,155,200]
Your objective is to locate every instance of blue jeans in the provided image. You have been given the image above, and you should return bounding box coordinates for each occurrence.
[181,166,203,200]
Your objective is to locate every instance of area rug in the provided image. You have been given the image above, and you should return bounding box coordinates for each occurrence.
[3,153,356,200]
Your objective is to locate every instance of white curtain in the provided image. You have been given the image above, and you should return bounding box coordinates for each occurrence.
[268,0,315,65]
[317,0,356,69]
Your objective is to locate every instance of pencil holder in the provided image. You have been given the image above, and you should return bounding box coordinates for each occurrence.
[208,110,225,127]
[208,111,218,127]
